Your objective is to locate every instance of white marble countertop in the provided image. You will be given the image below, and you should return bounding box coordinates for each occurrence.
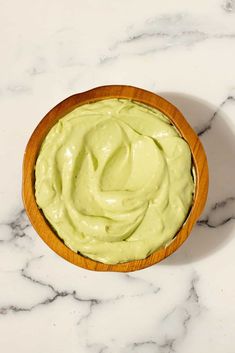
[1,1,235,352]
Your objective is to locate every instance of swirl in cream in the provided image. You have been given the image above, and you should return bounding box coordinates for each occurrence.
[35,99,194,264]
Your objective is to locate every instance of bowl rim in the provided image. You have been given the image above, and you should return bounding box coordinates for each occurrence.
[22,85,209,272]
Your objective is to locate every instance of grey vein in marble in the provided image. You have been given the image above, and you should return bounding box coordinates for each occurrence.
[76,290,161,330]
[76,296,101,327]
[0,209,30,243]
[197,94,235,136]
[197,197,235,228]
[222,0,235,12]
[107,14,235,60]
[159,278,200,352]
[6,84,31,94]
[86,343,108,353]
[0,256,100,316]
[0,252,161,319]
[124,273,160,294]
[125,273,201,353]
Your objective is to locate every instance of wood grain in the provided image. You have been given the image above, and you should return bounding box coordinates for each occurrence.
[22,85,209,272]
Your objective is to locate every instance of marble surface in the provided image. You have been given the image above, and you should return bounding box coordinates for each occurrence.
[1,1,235,352]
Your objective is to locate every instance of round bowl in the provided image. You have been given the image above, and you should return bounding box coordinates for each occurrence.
[22,85,209,272]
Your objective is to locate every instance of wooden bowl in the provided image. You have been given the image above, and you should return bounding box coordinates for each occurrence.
[22,85,208,272]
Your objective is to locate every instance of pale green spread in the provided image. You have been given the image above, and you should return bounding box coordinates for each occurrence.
[35,99,194,264]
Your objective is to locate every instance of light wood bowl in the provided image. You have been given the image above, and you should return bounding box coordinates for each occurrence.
[22,85,208,272]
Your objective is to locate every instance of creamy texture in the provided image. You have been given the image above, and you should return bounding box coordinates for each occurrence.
[35,99,194,264]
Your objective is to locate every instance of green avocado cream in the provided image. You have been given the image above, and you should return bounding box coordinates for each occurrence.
[35,99,194,264]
